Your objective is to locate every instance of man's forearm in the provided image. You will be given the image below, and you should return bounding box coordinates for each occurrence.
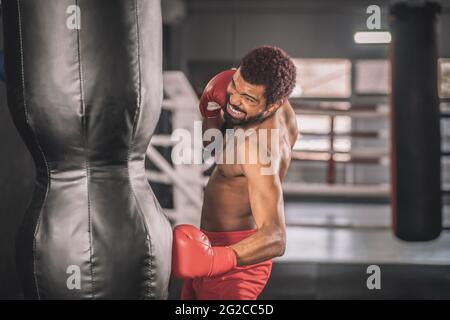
[229,225,286,266]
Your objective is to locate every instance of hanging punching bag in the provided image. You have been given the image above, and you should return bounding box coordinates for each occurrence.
[2,0,172,299]
[389,2,442,241]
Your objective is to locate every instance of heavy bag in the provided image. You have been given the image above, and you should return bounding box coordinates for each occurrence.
[389,2,442,241]
[3,0,172,299]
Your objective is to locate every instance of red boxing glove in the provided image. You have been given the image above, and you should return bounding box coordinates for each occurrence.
[172,224,237,279]
[199,69,236,118]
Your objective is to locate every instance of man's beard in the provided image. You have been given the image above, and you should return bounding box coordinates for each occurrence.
[223,99,269,126]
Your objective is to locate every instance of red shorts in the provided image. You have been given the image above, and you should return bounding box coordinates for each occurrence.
[180,229,273,300]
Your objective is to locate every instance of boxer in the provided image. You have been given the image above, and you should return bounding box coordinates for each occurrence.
[172,46,298,300]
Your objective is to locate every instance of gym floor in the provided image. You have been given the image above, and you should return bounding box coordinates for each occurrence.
[168,201,450,299]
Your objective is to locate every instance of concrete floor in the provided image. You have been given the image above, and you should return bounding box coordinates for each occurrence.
[258,262,450,299]
[282,202,450,265]
[278,226,450,265]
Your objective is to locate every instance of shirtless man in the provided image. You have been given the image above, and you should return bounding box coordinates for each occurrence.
[172,46,298,300]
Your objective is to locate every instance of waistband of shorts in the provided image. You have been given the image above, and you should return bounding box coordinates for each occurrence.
[202,229,257,246]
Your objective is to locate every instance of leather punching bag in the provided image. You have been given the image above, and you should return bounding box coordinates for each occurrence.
[2,0,172,299]
[389,2,442,241]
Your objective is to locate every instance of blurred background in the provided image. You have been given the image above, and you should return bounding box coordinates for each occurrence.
[1,0,450,299]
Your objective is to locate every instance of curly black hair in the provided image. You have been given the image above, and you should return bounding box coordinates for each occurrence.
[240,46,296,105]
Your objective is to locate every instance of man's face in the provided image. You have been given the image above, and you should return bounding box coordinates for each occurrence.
[224,68,278,126]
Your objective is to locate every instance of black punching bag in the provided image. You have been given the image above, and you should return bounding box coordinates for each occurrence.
[389,2,442,241]
[3,0,172,299]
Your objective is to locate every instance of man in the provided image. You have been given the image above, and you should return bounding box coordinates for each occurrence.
[172,46,298,300]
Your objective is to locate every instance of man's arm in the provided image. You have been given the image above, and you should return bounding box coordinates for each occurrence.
[229,141,286,266]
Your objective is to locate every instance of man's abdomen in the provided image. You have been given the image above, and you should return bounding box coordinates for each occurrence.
[201,170,256,232]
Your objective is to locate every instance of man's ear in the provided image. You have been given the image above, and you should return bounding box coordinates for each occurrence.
[266,99,284,114]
